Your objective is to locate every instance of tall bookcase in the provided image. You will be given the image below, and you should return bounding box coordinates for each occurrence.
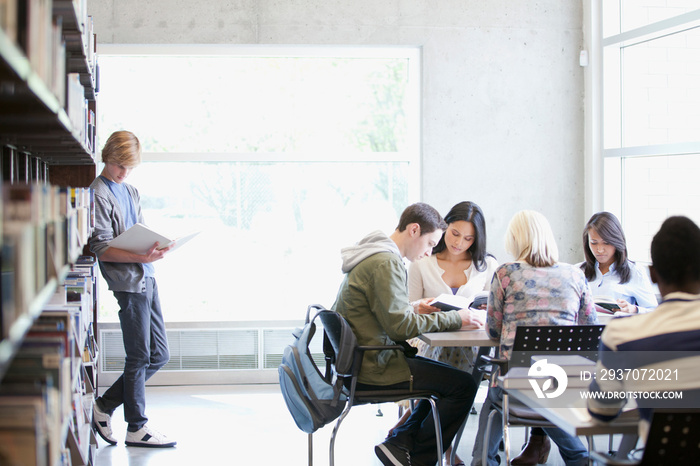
[1,0,100,465]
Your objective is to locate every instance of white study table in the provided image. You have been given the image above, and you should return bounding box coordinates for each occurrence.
[418,312,613,348]
[502,385,640,437]
[418,328,497,380]
[418,328,497,347]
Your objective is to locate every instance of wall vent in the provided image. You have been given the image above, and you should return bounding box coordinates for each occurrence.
[99,325,324,375]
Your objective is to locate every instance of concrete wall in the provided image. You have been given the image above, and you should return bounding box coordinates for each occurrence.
[89,0,586,263]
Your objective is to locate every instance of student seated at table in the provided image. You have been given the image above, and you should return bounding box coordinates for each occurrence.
[587,216,700,452]
[580,211,658,314]
[392,201,497,466]
[516,211,660,464]
[473,210,598,466]
[331,202,483,466]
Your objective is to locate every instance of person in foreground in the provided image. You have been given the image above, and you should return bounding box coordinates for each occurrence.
[474,210,598,466]
[518,211,660,463]
[331,202,482,466]
[406,200,498,465]
[587,216,700,454]
[89,131,176,448]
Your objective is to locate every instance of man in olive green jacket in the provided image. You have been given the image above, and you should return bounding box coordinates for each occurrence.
[332,203,482,466]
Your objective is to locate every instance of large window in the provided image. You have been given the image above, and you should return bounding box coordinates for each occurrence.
[601,4,700,261]
[96,46,420,323]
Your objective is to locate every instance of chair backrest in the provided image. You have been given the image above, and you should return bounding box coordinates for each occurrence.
[639,410,700,465]
[318,308,358,378]
[277,305,356,434]
[509,324,605,368]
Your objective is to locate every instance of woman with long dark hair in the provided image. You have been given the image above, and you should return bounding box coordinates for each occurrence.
[581,211,658,314]
[513,211,658,466]
[398,201,497,465]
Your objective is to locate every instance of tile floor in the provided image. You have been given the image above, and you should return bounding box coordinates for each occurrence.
[93,382,611,466]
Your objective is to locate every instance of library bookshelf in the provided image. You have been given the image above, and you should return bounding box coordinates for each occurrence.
[1,0,100,465]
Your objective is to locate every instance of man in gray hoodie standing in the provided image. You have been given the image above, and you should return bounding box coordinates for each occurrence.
[332,202,482,466]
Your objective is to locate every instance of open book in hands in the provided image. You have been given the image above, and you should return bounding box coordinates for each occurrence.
[107,223,200,255]
[594,296,621,314]
[429,293,487,328]
[429,292,489,311]
[428,293,471,311]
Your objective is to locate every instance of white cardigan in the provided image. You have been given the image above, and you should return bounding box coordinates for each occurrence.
[408,254,499,303]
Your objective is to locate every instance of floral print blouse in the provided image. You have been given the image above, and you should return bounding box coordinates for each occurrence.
[487,261,598,360]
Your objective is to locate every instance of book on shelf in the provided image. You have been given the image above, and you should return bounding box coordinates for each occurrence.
[108,223,200,255]
[0,0,18,45]
[0,400,49,466]
[2,220,36,329]
[0,383,63,466]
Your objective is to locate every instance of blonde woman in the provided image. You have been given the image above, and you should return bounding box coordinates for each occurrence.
[475,210,598,466]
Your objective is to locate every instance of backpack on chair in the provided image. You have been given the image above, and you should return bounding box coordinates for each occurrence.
[278,304,357,434]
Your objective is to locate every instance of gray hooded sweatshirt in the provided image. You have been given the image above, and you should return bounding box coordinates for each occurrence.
[331,230,462,386]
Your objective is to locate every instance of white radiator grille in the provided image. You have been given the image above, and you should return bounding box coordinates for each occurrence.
[100,326,324,373]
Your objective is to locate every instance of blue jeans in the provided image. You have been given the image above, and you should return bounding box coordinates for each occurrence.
[97,277,170,431]
[358,356,478,466]
[479,387,589,466]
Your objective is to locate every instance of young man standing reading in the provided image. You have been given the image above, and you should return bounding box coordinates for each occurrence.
[331,202,483,466]
[89,131,176,448]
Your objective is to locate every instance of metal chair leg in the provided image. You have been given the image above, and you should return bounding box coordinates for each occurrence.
[308,433,313,466]
[329,405,353,466]
[586,435,595,466]
[428,398,444,466]
[483,407,498,466]
[450,409,471,465]
[503,394,511,464]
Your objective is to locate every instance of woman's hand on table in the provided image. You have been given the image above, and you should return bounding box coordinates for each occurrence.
[458,308,485,330]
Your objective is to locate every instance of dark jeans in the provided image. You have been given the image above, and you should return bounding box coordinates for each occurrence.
[358,356,478,466]
[97,277,170,431]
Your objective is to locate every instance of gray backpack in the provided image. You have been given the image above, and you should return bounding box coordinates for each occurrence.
[278,304,357,434]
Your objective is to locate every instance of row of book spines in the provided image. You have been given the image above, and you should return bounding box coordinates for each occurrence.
[0,320,97,464]
[0,379,94,465]
[2,215,91,335]
[3,183,93,224]
[1,0,96,100]
[3,308,96,410]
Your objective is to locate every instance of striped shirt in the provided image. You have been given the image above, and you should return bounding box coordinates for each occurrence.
[587,292,700,437]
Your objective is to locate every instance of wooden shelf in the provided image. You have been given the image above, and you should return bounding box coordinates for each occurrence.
[1,2,100,463]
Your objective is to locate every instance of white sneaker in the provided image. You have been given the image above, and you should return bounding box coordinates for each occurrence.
[125,425,177,448]
[93,403,117,445]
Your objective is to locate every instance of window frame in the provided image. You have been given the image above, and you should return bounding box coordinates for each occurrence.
[97,43,422,189]
[586,3,700,260]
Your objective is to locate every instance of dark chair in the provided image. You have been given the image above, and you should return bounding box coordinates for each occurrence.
[590,410,700,465]
[317,309,446,466]
[480,324,605,465]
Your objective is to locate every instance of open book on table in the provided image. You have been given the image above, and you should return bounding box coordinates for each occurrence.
[107,223,200,255]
